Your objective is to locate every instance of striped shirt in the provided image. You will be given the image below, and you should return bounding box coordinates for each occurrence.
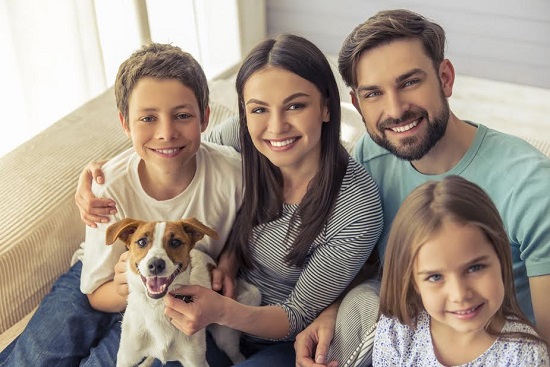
[205,117,384,341]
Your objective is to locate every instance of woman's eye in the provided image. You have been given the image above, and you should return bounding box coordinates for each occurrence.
[136,238,148,247]
[288,103,305,110]
[250,107,266,114]
[364,91,382,99]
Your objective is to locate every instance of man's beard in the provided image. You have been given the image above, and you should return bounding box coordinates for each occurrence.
[367,98,450,161]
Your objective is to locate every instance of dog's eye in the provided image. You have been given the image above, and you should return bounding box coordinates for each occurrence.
[170,239,182,248]
[136,238,148,247]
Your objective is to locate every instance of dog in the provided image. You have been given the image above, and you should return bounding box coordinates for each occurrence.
[105,217,261,367]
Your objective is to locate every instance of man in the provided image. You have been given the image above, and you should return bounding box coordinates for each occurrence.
[295,8,550,367]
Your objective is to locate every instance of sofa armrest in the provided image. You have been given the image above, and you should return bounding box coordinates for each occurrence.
[0,87,131,335]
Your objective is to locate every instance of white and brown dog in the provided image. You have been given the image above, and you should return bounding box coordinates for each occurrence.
[106,217,261,367]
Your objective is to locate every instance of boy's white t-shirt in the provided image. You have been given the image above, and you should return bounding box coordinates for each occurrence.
[77,141,243,294]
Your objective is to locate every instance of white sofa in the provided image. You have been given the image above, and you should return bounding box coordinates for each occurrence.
[1,66,549,354]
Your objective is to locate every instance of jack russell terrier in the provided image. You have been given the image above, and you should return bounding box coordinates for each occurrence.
[106,217,261,367]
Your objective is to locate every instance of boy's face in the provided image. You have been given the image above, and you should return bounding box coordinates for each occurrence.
[121,77,208,176]
[350,38,453,161]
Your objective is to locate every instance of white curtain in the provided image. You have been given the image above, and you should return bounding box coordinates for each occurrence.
[0,0,265,158]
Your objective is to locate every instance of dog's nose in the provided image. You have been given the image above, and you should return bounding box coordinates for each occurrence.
[148,258,166,275]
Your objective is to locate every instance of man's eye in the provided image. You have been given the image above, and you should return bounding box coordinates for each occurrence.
[364,91,381,99]
[136,238,148,247]
[403,79,420,88]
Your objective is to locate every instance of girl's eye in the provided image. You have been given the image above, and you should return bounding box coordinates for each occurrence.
[468,264,485,273]
[136,238,148,247]
[426,274,442,282]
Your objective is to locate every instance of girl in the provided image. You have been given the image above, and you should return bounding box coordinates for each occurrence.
[76,34,384,366]
[374,175,548,366]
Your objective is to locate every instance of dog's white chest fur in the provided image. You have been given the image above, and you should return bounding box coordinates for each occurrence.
[105,218,261,367]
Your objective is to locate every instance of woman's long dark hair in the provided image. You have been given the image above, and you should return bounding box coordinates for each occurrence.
[227,34,349,268]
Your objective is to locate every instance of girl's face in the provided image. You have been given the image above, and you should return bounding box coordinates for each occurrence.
[242,66,329,176]
[413,219,504,340]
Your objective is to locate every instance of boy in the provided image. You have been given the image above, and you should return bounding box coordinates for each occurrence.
[0,43,242,367]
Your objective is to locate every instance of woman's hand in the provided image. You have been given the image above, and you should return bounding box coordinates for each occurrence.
[113,251,129,298]
[295,303,339,367]
[164,285,227,335]
[74,160,117,227]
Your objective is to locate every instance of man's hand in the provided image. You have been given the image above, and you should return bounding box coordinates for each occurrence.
[295,304,339,367]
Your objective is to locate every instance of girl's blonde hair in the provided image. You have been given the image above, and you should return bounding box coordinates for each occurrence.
[379,175,545,345]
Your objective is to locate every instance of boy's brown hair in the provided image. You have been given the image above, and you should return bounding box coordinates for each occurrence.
[338,9,446,89]
[114,43,209,122]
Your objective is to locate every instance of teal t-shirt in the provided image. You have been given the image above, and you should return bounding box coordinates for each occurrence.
[354,122,550,322]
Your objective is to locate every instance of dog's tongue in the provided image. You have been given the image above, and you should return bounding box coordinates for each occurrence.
[147,276,170,294]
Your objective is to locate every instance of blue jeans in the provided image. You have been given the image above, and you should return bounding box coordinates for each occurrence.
[237,338,296,366]
[0,261,123,367]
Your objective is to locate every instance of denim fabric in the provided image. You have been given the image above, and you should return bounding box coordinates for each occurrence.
[237,339,296,366]
[0,261,122,367]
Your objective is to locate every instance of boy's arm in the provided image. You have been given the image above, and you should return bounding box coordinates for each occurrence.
[529,275,550,343]
[87,280,127,313]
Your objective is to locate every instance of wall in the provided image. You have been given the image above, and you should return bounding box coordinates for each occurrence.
[266,0,550,89]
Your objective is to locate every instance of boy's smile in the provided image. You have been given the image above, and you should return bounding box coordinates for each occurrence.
[122,77,208,198]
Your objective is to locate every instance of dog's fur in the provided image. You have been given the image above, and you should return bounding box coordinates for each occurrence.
[106,218,261,367]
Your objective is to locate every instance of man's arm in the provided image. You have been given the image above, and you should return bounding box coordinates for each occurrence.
[529,274,550,343]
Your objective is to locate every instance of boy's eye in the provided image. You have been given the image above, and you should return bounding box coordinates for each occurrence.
[175,113,191,120]
[141,116,155,123]
[426,274,442,282]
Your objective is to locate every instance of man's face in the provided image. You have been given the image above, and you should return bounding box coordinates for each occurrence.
[351,38,454,161]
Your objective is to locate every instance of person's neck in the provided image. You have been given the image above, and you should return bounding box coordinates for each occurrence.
[138,158,196,201]
[430,315,503,366]
[281,165,319,205]
[411,114,477,175]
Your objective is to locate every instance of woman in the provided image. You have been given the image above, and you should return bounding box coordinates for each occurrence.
[76,34,384,365]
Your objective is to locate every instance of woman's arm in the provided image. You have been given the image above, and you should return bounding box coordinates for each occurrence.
[164,286,291,340]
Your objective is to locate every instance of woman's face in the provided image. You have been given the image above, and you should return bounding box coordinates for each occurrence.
[242,66,329,175]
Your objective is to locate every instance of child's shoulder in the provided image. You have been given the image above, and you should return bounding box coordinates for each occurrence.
[92,148,138,195]
[198,141,241,167]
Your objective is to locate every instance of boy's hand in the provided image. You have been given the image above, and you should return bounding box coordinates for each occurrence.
[113,251,129,298]
[211,266,236,299]
[75,160,117,227]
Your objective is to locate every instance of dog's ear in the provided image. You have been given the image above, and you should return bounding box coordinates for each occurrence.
[178,218,220,244]
[105,218,143,246]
